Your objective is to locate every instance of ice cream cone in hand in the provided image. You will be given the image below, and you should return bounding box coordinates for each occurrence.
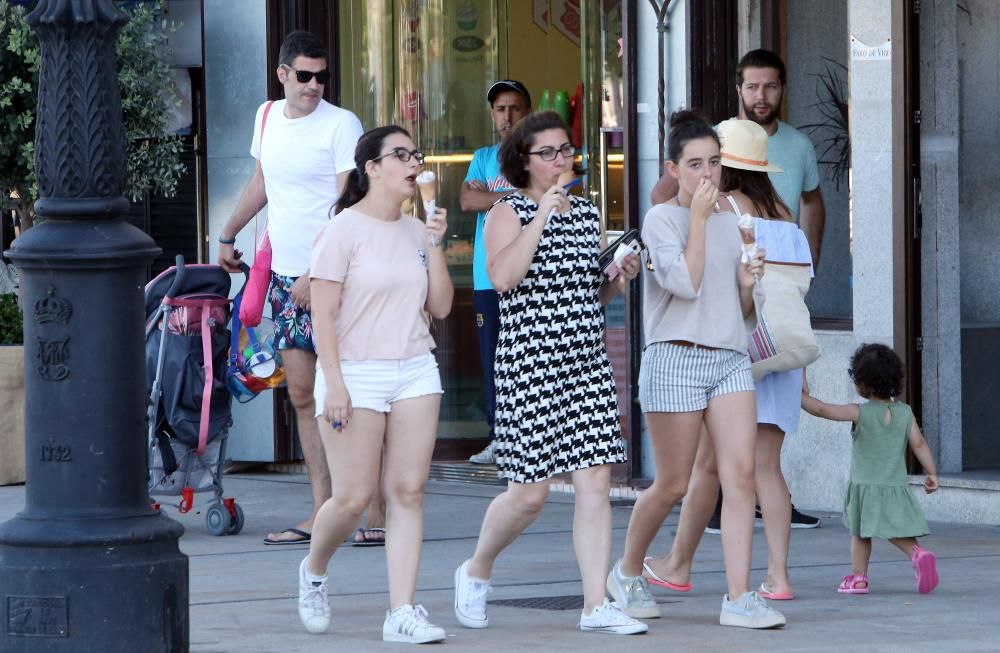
[416,170,441,246]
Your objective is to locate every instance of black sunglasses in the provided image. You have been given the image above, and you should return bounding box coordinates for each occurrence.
[371,147,425,165]
[282,65,331,85]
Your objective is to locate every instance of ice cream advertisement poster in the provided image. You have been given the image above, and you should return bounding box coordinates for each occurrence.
[533,1,582,45]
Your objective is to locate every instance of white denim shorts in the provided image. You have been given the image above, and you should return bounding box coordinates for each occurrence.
[314,353,443,416]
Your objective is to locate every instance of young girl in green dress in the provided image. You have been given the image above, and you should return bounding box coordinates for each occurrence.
[801,343,939,595]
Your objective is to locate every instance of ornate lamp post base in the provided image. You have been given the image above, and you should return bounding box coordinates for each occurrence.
[0,2,188,650]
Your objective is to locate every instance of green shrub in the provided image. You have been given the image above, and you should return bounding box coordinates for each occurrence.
[0,293,22,345]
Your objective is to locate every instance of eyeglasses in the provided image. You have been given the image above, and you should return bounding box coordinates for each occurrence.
[528,143,576,161]
[282,65,331,85]
[371,147,425,165]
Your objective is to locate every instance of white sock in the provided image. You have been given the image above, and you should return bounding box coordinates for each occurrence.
[303,561,326,584]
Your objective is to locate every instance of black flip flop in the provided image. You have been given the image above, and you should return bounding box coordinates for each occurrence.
[350,527,386,547]
[263,527,311,546]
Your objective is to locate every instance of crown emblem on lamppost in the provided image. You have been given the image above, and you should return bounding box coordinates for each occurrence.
[34,286,73,325]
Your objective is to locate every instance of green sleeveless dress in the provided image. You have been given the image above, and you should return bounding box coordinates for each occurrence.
[842,401,929,539]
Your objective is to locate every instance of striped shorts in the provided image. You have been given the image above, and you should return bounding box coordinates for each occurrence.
[638,342,754,413]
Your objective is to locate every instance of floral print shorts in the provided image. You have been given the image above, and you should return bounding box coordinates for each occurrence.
[268,272,314,353]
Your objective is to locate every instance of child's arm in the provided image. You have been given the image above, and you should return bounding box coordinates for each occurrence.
[907,420,939,494]
[800,375,860,422]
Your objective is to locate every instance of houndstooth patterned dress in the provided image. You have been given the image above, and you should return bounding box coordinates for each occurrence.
[493,192,626,483]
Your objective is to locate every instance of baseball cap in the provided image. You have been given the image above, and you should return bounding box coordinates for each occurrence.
[487,79,531,106]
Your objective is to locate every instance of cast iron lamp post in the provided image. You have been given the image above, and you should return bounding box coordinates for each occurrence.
[0,1,188,650]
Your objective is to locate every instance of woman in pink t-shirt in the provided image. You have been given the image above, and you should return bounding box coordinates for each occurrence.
[295,125,453,644]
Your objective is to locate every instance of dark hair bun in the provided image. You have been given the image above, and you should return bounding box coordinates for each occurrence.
[669,109,711,130]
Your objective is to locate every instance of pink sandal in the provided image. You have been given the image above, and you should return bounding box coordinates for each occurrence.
[758,581,795,600]
[641,557,693,592]
[912,546,939,594]
[837,573,870,594]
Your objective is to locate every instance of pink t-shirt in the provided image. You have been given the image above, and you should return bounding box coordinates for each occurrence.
[310,207,435,361]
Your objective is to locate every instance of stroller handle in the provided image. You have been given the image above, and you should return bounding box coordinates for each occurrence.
[165,255,186,299]
[236,262,252,295]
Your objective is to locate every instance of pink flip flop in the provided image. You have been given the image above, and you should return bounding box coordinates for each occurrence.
[758,581,795,600]
[912,547,939,594]
[641,558,693,592]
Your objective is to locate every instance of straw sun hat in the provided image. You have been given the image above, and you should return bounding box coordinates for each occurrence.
[717,119,783,173]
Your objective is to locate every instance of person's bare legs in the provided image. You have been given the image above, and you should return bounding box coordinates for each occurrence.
[851,535,873,578]
[305,409,386,575]
[888,536,919,558]
[570,465,614,613]
[755,424,792,595]
[267,348,331,542]
[351,456,387,544]
[619,411,703,577]
[466,479,551,580]
[382,394,440,608]
[645,424,718,585]
[704,391,757,599]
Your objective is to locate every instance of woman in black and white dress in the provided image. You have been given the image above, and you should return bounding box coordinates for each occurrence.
[452,111,644,635]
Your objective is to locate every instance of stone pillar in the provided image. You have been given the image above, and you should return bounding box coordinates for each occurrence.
[847,0,896,345]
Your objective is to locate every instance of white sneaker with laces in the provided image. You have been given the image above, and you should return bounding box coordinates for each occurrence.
[606,559,661,619]
[454,559,491,628]
[298,558,330,634]
[382,604,446,644]
[468,442,496,465]
[579,599,648,635]
[719,591,787,629]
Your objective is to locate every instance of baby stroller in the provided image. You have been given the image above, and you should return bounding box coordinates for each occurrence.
[144,255,245,536]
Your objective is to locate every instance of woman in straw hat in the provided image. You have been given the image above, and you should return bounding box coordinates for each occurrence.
[607,110,787,630]
[642,118,813,603]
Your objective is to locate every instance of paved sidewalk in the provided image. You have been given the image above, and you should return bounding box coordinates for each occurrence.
[1,472,998,652]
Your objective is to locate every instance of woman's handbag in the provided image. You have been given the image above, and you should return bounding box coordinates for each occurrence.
[238,230,271,327]
[749,260,819,379]
[236,101,275,327]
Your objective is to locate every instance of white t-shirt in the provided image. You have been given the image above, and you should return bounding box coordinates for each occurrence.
[250,99,363,276]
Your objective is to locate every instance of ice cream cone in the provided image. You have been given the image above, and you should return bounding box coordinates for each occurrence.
[416,170,437,216]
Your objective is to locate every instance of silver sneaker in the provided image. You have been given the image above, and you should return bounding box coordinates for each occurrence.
[468,442,496,465]
[719,591,786,629]
[454,559,491,628]
[298,557,330,634]
[606,559,661,619]
[579,599,648,635]
[382,604,446,644]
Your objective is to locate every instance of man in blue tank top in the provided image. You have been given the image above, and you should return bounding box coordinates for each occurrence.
[460,80,531,464]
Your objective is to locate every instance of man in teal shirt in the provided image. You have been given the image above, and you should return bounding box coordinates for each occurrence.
[460,80,531,464]
[651,50,827,269]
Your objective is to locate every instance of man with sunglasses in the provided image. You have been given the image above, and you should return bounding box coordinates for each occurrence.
[218,31,363,546]
[460,80,532,465]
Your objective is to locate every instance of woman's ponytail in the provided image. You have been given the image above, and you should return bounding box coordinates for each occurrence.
[334,168,368,215]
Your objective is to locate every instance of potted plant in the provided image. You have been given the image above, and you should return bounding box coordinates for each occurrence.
[0,291,24,485]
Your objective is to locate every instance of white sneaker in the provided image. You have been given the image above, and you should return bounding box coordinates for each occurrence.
[454,559,491,628]
[719,591,786,629]
[468,442,496,465]
[298,557,330,634]
[606,559,661,619]
[579,599,648,635]
[382,604,446,644]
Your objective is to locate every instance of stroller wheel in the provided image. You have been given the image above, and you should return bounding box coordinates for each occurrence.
[227,502,245,535]
[205,504,229,536]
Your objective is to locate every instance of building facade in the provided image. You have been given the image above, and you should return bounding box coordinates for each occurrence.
[183,1,999,523]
